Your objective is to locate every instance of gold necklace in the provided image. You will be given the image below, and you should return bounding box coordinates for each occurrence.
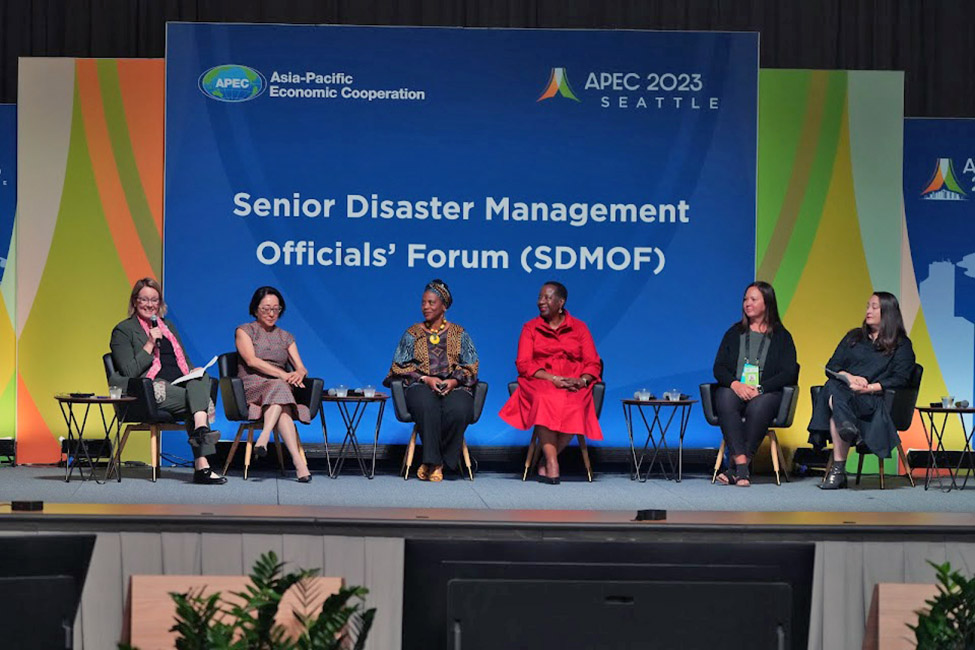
[426,320,447,344]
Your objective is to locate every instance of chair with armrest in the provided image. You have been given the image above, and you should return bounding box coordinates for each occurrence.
[810,363,921,489]
[510,381,605,482]
[102,353,218,482]
[390,379,487,480]
[217,352,324,479]
[699,382,799,486]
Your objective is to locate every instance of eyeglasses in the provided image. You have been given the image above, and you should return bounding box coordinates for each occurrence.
[136,297,160,305]
[258,306,282,315]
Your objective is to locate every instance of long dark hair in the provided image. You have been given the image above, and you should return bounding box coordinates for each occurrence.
[850,291,907,355]
[738,281,782,334]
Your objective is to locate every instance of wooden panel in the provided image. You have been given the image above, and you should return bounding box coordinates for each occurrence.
[863,583,939,650]
[127,574,343,650]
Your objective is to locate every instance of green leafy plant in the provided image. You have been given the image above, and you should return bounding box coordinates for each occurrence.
[908,561,975,649]
[120,551,375,650]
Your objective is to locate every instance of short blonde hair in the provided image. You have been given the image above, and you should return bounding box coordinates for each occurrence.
[127,277,168,317]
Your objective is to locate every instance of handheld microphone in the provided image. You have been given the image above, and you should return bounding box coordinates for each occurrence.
[150,315,159,347]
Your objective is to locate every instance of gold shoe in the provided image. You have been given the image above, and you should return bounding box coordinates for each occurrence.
[416,464,430,481]
[429,465,444,482]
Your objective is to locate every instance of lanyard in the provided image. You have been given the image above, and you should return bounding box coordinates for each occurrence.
[744,331,769,365]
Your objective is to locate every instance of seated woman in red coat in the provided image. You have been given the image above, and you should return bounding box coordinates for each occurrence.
[499,282,602,484]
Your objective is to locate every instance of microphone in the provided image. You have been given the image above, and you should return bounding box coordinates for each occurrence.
[150,315,159,348]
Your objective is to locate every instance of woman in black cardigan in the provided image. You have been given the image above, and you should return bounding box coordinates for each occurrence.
[712,281,799,486]
[808,291,915,490]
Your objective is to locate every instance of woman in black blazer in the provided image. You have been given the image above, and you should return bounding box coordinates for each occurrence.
[711,281,799,486]
[109,277,226,485]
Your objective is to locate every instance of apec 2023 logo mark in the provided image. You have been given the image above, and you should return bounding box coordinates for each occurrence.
[199,65,267,102]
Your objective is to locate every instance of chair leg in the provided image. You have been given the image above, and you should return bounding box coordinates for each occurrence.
[522,431,538,481]
[897,443,916,488]
[769,431,790,483]
[855,453,865,485]
[878,455,886,490]
[114,424,134,477]
[243,427,255,480]
[578,435,593,482]
[777,442,791,482]
[272,430,286,475]
[462,441,474,481]
[148,425,161,482]
[711,439,726,484]
[403,428,417,480]
[769,432,782,486]
[222,424,247,477]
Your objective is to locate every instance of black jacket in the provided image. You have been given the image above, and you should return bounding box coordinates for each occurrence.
[712,323,799,393]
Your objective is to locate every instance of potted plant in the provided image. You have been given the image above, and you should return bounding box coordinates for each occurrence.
[121,551,375,650]
[909,561,975,649]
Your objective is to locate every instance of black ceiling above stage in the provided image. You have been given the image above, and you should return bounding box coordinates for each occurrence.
[0,0,972,117]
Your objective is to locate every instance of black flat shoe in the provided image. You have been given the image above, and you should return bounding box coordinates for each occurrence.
[297,474,312,483]
[193,468,228,485]
[253,445,268,458]
[538,475,561,485]
[820,463,848,490]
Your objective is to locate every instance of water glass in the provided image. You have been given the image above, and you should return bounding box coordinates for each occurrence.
[942,395,955,408]
[108,386,123,399]
[634,389,651,401]
[335,384,348,398]
[362,385,376,398]
[665,388,681,402]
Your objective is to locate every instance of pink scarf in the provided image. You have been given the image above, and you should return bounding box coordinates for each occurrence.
[137,316,190,380]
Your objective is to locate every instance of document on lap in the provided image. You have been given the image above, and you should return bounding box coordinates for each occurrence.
[825,367,851,386]
[172,355,218,385]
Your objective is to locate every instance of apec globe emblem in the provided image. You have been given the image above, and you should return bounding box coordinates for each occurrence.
[198,65,267,102]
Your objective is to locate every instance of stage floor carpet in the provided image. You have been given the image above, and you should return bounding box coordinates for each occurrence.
[2,465,973,513]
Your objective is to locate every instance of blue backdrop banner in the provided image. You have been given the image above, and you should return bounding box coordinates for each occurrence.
[904,118,975,411]
[0,105,14,284]
[164,24,758,451]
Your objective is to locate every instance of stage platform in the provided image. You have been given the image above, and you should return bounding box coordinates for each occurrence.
[2,466,974,541]
[3,466,974,650]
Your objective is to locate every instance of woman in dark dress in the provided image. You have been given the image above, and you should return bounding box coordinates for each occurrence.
[711,281,799,487]
[384,279,479,482]
[809,291,916,490]
[235,286,313,482]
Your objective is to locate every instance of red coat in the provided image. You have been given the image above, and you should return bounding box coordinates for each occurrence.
[499,312,603,440]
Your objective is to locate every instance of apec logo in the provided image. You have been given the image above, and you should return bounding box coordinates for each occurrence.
[921,158,967,201]
[538,68,580,102]
[198,65,267,102]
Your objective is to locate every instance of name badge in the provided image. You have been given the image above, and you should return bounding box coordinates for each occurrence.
[741,363,760,387]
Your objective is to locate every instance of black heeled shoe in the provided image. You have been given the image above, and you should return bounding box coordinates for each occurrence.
[253,444,268,458]
[538,475,561,485]
[192,468,228,485]
[820,462,848,490]
[297,474,312,483]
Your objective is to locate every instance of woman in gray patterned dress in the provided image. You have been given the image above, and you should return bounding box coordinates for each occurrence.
[235,286,313,482]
